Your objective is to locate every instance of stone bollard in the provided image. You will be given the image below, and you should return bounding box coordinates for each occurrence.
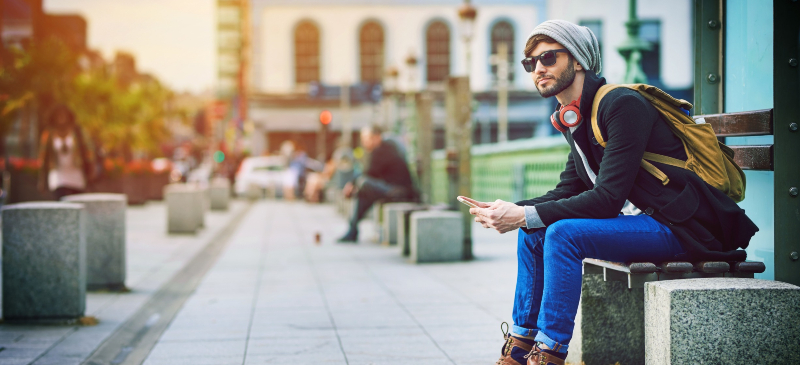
[209,178,231,211]
[645,278,800,364]
[164,184,202,234]
[409,210,463,263]
[381,202,418,245]
[62,194,127,291]
[566,273,645,365]
[1,202,86,321]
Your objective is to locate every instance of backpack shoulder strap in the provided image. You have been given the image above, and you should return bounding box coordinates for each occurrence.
[590,84,628,148]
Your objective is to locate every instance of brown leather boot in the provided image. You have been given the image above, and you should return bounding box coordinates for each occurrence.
[525,345,566,365]
[495,322,534,365]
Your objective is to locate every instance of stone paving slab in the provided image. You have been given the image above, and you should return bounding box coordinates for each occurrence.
[144,201,519,365]
[0,200,249,365]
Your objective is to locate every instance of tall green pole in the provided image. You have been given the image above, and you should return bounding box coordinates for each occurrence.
[617,0,651,83]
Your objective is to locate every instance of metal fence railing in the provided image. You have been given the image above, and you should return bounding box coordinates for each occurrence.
[430,137,569,204]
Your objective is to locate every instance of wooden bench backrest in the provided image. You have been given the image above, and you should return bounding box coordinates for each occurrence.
[694,109,773,170]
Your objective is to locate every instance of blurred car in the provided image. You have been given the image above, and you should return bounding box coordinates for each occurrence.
[234,156,287,197]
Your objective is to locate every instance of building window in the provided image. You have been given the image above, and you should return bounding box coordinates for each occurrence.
[294,20,320,84]
[426,21,450,83]
[579,20,602,59]
[640,20,661,82]
[490,21,515,82]
[359,21,384,83]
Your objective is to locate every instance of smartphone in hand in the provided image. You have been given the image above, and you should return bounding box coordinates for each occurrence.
[457,196,480,208]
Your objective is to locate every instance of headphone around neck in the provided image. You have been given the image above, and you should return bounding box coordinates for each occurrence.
[550,96,582,133]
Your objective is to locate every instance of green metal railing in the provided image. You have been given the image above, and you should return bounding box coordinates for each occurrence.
[430,137,570,204]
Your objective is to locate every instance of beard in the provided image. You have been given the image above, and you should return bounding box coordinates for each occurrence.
[536,61,576,98]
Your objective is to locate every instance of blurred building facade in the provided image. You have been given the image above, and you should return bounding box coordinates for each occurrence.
[223,0,693,158]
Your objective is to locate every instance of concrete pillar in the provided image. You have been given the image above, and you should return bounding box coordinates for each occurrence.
[1,202,86,321]
[409,210,464,263]
[210,178,231,211]
[62,193,127,291]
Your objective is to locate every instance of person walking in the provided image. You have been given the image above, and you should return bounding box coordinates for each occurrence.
[466,20,757,365]
[38,104,92,200]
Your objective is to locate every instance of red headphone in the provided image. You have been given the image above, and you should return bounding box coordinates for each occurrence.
[550,96,582,133]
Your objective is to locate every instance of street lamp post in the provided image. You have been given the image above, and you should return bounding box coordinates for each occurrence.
[404,53,418,162]
[617,0,651,84]
[458,0,477,79]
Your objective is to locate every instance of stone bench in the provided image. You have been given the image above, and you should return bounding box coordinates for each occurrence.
[62,193,127,291]
[645,278,800,364]
[1,202,86,321]
[397,203,449,256]
[409,210,463,263]
[380,202,419,246]
[210,178,230,211]
[568,259,768,365]
[164,184,204,234]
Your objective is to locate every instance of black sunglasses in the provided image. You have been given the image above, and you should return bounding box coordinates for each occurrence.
[521,49,570,72]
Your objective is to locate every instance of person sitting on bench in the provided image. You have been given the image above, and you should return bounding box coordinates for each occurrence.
[465,20,758,365]
[338,125,417,243]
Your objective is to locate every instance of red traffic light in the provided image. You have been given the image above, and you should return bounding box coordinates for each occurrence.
[319,110,332,125]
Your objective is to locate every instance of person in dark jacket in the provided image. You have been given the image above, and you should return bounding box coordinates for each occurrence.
[338,124,417,243]
[467,20,757,365]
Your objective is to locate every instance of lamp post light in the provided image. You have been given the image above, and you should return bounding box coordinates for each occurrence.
[384,66,400,130]
[458,0,477,79]
[617,0,651,83]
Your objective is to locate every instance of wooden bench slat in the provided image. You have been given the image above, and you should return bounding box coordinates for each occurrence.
[661,262,693,273]
[733,261,767,273]
[729,145,773,170]
[694,261,730,273]
[694,109,773,137]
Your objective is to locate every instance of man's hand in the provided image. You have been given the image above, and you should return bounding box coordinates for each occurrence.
[470,199,527,234]
[342,182,354,198]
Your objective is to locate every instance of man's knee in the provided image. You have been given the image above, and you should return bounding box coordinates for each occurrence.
[543,220,580,252]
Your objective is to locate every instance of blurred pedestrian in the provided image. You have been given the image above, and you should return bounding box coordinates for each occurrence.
[337,125,417,243]
[38,104,93,200]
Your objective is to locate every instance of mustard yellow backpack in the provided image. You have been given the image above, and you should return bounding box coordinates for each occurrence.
[590,84,746,202]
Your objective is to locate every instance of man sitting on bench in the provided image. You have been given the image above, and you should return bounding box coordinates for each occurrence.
[465,20,758,365]
[338,125,417,243]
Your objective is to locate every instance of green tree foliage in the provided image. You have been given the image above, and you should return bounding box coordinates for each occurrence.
[0,38,173,160]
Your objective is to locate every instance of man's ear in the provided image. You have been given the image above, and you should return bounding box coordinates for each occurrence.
[574,59,583,71]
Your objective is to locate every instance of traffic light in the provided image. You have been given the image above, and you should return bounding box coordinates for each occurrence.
[319,110,332,125]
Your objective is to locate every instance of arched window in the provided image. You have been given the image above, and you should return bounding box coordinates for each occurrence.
[359,21,384,83]
[491,21,515,82]
[294,20,320,84]
[426,21,450,83]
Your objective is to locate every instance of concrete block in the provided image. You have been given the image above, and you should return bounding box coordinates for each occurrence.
[397,206,428,256]
[62,194,126,291]
[210,178,230,211]
[409,210,463,263]
[381,202,418,245]
[645,278,800,365]
[568,273,645,365]
[1,202,86,321]
[164,184,201,234]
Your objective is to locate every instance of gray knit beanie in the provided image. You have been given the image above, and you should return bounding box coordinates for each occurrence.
[528,20,602,74]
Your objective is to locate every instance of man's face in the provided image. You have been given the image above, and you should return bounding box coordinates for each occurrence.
[529,41,576,98]
[360,131,381,151]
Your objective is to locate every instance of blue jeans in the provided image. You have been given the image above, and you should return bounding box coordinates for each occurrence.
[512,215,685,353]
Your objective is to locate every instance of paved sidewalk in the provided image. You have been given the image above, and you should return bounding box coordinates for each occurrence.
[143,201,519,365]
[0,200,249,365]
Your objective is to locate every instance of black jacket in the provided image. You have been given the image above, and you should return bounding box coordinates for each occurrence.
[517,71,758,261]
[365,140,415,191]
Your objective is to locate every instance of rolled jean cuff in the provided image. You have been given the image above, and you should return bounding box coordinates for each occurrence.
[534,331,568,354]
[512,324,537,339]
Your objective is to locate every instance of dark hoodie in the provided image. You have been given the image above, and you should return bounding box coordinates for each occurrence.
[517,71,758,261]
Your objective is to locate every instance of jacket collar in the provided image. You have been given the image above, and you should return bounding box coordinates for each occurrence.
[578,70,606,126]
